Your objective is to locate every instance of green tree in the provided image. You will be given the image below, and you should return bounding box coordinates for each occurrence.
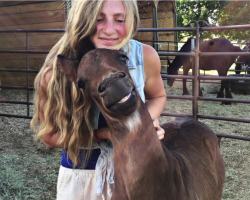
[176,0,250,43]
[218,1,250,42]
[176,0,227,41]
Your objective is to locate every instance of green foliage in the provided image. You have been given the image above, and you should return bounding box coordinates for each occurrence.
[218,1,250,42]
[176,0,250,42]
[176,0,227,41]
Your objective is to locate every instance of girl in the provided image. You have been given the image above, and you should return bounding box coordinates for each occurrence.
[31,0,167,199]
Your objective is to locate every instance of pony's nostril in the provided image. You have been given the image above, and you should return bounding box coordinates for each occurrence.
[98,84,106,93]
[117,72,126,78]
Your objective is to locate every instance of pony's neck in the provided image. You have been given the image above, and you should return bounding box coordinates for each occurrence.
[169,38,193,70]
[109,103,161,150]
[107,103,168,198]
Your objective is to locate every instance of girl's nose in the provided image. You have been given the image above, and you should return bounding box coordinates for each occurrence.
[103,20,115,35]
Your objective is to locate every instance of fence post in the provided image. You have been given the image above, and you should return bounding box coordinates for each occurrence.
[192,21,200,120]
[26,32,30,117]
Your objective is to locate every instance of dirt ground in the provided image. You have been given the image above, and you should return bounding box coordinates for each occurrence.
[0,81,250,199]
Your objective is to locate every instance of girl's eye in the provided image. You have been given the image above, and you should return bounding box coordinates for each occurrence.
[115,19,125,23]
[97,18,104,23]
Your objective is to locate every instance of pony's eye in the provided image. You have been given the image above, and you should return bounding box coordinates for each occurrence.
[120,55,128,64]
[77,79,85,89]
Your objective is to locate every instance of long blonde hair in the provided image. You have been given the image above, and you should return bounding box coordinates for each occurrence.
[30,0,139,167]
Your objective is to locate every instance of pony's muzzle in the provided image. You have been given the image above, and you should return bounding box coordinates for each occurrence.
[98,72,126,93]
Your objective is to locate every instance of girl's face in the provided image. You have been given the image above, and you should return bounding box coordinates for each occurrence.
[91,0,127,49]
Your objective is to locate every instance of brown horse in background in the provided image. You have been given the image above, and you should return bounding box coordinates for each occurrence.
[167,38,241,102]
[58,49,225,200]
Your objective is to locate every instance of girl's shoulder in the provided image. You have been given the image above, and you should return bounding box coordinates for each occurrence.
[142,43,158,58]
[129,39,158,59]
[141,43,161,78]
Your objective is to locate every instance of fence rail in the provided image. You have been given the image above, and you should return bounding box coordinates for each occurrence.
[0,23,250,141]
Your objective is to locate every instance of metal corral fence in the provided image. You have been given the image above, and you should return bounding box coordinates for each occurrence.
[0,22,250,142]
[139,21,250,142]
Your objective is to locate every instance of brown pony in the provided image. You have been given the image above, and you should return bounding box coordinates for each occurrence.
[58,49,225,200]
[167,38,241,101]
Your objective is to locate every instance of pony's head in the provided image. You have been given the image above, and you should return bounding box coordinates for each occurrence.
[57,49,139,119]
[167,59,178,87]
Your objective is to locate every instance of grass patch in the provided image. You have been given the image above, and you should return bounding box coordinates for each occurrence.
[0,144,61,199]
[0,107,61,200]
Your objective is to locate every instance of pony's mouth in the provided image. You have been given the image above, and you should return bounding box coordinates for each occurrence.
[108,90,137,115]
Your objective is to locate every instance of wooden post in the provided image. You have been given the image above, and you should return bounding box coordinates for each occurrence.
[153,0,159,51]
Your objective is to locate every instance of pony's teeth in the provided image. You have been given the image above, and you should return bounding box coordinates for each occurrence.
[118,93,131,103]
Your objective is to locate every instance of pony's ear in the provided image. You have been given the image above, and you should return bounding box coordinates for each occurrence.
[77,37,96,59]
[57,54,78,82]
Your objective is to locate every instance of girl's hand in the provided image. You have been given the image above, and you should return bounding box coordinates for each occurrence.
[153,119,165,140]
[95,127,112,141]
